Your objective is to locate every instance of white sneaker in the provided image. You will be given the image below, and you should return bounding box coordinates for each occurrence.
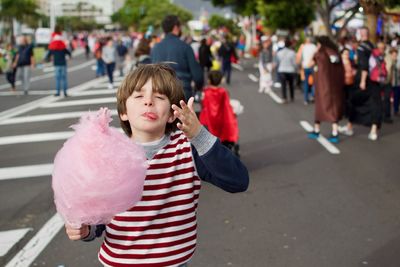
[368,132,378,141]
[108,83,113,89]
[338,125,354,136]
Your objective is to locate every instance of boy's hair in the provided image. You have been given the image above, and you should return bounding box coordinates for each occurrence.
[117,64,185,136]
[162,15,180,34]
[208,70,223,86]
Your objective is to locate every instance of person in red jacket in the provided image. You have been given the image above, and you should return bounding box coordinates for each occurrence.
[200,70,240,156]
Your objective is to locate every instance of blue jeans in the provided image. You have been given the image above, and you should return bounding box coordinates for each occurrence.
[55,65,68,95]
[303,67,314,102]
[96,59,105,77]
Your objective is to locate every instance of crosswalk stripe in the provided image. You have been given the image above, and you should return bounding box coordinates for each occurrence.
[0,132,73,146]
[41,97,116,108]
[0,91,53,96]
[93,82,122,88]
[5,213,64,267]
[70,89,117,96]
[267,89,284,104]
[0,110,118,125]
[0,164,53,180]
[0,228,32,257]
[299,120,340,155]
[248,74,259,82]
[0,77,108,123]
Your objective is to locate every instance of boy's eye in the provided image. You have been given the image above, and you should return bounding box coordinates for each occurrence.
[133,95,143,98]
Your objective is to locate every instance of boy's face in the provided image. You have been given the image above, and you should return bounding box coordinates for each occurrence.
[120,79,176,141]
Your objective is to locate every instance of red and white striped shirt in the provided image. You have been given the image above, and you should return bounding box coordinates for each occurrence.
[99,131,201,267]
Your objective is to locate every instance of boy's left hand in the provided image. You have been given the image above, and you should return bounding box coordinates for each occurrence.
[171,97,201,139]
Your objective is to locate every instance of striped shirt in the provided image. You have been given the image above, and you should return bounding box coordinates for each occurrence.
[98,131,201,267]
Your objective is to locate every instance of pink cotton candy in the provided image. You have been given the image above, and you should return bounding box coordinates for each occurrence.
[52,108,147,227]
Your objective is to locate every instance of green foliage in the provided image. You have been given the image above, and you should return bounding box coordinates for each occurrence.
[258,0,315,32]
[211,0,258,15]
[56,16,100,31]
[208,14,240,35]
[112,0,193,32]
[0,0,40,22]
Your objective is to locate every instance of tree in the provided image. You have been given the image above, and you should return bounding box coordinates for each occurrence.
[211,0,258,15]
[208,14,240,35]
[112,0,192,32]
[359,0,399,43]
[258,0,315,33]
[0,0,40,43]
[56,16,100,32]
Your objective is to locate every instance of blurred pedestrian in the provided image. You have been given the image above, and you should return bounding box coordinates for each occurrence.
[134,38,151,67]
[198,38,213,73]
[275,38,297,103]
[94,38,105,77]
[298,36,317,105]
[218,36,237,85]
[102,37,116,89]
[388,47,400,116]
[258,35,273,94]
[4,43,17,91]
[116,39,128,77]
[151,15,203,101]
[307,36,344,143]
[46,33,71,97]
[13,35,35,95]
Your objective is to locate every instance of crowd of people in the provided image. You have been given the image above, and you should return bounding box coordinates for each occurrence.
[259,27,400,142]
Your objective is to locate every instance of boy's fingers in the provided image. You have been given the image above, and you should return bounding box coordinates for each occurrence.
[187,97,195,112]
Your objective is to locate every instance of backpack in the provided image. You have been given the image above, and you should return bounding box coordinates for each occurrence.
[369,48,387,83]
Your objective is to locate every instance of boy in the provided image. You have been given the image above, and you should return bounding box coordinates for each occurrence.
[65,64,249,267]
[199,70,240,156]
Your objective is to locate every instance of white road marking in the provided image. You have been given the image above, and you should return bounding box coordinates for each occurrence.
[41,97,115,108]
[267,89,284,104]
[0,109,118,125]
[0,91,53,96]
[42,66,54,73]
[0,76,108,123]
[71,89,117,96]
[248,74,259,82]
[299,120,340,155]
[0,132,73,146]
[0,228,32,257]
[0,164,54,181]
[0,59,96,91]
[93,82,121,88]
[232,63,243,71]
[5,213,64,267]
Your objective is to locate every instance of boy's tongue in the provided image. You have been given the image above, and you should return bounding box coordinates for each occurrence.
[143,112,158,120]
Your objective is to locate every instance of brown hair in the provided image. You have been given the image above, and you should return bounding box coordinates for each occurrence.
[134,38,151,57]
[117,64,185,137]
[208,70,223,86]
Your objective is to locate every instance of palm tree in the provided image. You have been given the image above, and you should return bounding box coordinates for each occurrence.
[0,0,40,43]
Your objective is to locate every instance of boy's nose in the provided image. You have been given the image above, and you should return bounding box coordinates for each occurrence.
[144,97,153,106]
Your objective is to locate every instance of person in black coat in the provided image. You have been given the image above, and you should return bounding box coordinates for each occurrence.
[198,38,212,72]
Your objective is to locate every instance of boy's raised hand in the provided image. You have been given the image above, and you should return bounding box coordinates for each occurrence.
[172,97,201,140]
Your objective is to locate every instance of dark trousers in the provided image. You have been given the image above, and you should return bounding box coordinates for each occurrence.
[106,62,116,84]
[393,86,400,114]
[222,61,232,84]
[383,83,392,119]
[279,72,295,100]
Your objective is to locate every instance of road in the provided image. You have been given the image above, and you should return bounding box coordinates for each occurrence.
[1,55,400,267]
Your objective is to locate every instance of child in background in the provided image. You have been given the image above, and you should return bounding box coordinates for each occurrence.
[65,64,249,267]
[199,70,240,156]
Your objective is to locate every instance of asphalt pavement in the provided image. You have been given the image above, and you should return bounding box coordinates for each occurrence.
[1,56,400,267]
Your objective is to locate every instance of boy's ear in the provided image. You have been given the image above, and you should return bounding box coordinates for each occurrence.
[120,113,129,121]
[167,111,176,123]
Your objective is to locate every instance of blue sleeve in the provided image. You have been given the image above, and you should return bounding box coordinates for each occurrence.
[192,140,249,193]
[185,45,204,90]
